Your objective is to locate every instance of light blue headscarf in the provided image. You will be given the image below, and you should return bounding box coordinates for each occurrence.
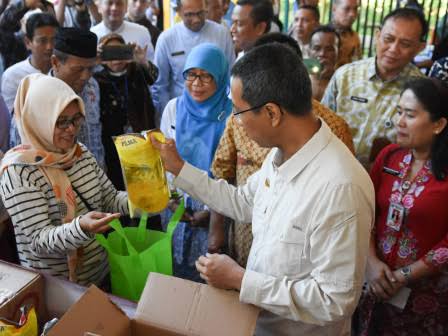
[176,43,232,176]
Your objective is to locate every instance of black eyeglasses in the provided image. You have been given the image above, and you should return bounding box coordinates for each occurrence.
[183,71,214,84]
[55,113,85,130]
[232,102,268,117]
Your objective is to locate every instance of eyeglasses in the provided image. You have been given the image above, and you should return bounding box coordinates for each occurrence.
[182,10,207,19]
[55,113,85,130]
[183,71,214,84]
[232,102,267,116]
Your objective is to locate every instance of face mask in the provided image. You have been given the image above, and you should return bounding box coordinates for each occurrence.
[108,69,128,76]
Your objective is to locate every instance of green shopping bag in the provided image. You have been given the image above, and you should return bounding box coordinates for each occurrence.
[96,200,184,301]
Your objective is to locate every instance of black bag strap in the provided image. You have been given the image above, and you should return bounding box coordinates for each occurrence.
[72,185,94,212]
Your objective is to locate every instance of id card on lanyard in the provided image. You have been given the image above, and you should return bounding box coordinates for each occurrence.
[386,202,405,231]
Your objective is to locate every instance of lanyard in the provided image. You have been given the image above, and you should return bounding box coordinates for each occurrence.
[386,152,431,231]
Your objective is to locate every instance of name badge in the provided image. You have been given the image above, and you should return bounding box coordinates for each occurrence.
[386,202,405,231]
[171,51,185,57]
[350,96,368,103]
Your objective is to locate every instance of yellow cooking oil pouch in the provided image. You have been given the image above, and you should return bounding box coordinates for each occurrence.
[0,306,37,336]
[113,130,169,217]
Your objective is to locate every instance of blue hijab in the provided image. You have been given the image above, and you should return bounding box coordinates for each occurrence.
[176,43,232,176]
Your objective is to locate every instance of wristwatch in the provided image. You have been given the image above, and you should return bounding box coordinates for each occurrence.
[400,265,412,282]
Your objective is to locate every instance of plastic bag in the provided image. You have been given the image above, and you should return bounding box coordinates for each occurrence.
[96,200,185,301]
[113,130,169,217]
[0,306,37,336]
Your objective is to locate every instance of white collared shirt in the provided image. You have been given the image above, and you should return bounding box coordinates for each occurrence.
[91,21,154,61]
[174,121,374,335]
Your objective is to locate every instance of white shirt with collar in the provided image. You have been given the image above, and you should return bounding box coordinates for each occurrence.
[151,20,235,114]
[173,120,374,335]
[1,57,41,113]
[91,21,154,61]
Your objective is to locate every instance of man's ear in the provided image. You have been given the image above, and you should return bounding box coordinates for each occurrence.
[24,36,33,51]
[255,21,267,37]
[265,102,282,127]
[415,41,426,56]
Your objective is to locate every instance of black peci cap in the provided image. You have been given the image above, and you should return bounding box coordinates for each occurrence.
[54,27,98,58]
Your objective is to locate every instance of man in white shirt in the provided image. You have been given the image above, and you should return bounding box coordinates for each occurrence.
[1,13,59,113]
[151,0,235,116]
[153,43,374,335]
[91,0,154,60]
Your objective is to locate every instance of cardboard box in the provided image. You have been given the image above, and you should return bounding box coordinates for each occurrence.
[0,261,46,324]
[48,272,259,336]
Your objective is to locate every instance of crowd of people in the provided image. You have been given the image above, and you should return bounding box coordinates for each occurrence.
[0,0,448,334]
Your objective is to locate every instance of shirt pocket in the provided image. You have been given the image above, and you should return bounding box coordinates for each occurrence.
[169,52,186,80]
[273,226,306,277]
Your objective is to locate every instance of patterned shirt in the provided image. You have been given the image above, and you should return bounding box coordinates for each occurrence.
[321,57,424,166]
[334,27,362,68]
[429,56,448,83]
[211,99,355,185]
[74,77,105,169]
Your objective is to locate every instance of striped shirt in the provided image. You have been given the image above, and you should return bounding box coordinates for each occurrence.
[0,145,128,286]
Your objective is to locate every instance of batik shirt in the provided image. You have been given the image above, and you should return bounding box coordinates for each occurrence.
[321,57,423,166]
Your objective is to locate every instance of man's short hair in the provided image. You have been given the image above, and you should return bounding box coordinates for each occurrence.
[176,0,208,9]
[25,13,59,40]
[52,49,70,64]
[298,5,320,22]
[254,32,303,59]
[236,0,274,33]
[231,43,312,117]
[381,7,428,42]
[310,25,341,49]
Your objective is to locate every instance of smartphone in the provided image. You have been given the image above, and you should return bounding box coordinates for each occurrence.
[101,45,134,61]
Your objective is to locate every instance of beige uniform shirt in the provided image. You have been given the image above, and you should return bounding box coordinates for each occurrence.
[321,57,424,166]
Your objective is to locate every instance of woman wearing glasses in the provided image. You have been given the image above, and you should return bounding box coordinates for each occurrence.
[354,78,448,335]
[160,43,231,282]
[0,74,128,286]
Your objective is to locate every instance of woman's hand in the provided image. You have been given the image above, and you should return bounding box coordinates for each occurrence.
[366,255,399,301]
[79,212,120,234]
[168,199,194,223]
[190,210,210,227]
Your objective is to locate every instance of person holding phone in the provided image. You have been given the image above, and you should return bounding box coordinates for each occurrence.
[94,33,158,190]
[0,74,128,286]
[55,0,101,30]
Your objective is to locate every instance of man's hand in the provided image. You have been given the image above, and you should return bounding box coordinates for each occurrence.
[195,253,245,290]
[79,212,120,234]
[366,255,398,300]
[150,136,185,176]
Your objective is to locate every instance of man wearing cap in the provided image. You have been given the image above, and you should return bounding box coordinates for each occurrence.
[50,27,105,168]
[91,0,154,61]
